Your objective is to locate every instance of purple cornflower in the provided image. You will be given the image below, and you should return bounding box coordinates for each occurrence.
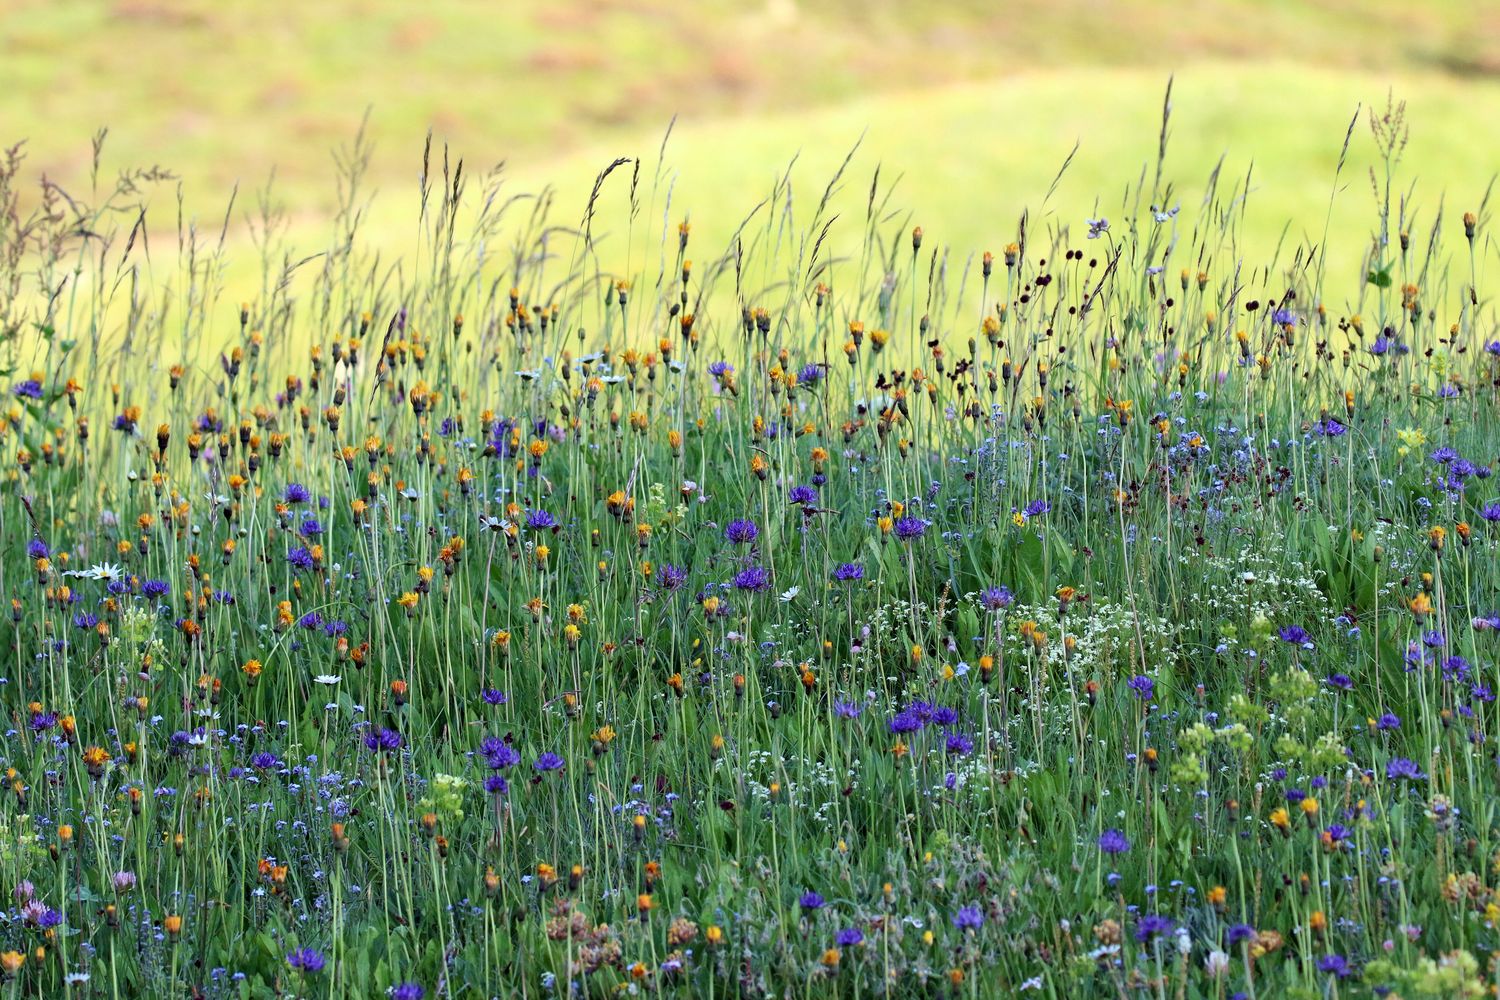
[1226,924,1256,946]
[799,891,826,911]
[889,711,923,734]
[1277,625,1312,647]
[980,586,1014,611]
[1127,675,1155,701]
[1326,674,1354,692]
[287,547,316,571]
[1021,499,1051,518]
[789,485,818,505]
[930,706,958,726]
[482,738,521,769]
[832,562,864,582]
[893,516,927,540]
[391,985,426,1000]
[951,906,985,931]
[286,948,326,973]
[833,701,863,720]
[1317,954,1353,979]
[284,483,312,504]
[725,520,759,544]
[657,564,688,591]
[480,688,509,706]
[732,566,771,591]
[534,752,566,772]
[1386,757,1424,781]
[362,728,403,752]
[1098,829,1130,855]
[250,752,280,770]
[525,510,558,531]
[835,927,863,947]
[945,733,975,756]
[11,380,43,400]
[1134,915,1175,943]
[484,775,509,796]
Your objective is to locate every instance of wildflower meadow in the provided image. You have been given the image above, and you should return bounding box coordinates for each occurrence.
[0,89,1498,999]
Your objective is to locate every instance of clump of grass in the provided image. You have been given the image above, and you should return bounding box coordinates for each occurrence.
[0,87,1493,999]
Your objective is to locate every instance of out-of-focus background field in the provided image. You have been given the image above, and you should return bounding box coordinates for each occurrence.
[3,0,1498,350]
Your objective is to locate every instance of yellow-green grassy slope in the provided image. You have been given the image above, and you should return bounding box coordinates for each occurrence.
[2,0,1496,360]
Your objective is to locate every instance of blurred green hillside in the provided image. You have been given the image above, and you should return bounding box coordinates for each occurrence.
[2,0,1497,354]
